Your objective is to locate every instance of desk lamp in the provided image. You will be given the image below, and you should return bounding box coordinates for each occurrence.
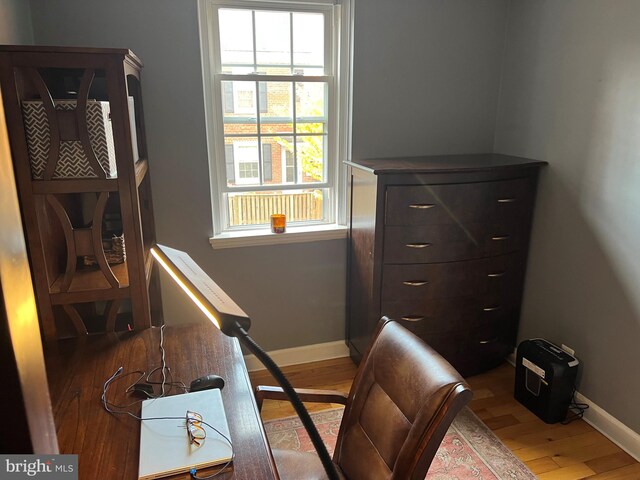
[151,244,340,480]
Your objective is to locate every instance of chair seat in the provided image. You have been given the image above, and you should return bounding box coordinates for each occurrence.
[272,449,346,480]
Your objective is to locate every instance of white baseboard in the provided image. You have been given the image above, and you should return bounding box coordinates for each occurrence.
[504,361,640,462]
[243,340,350,373]
[574,392,640,462]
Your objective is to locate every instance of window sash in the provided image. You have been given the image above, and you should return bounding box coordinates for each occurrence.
[220,75,332,192]
[209,0,336,18]
[212,7,336,193]
[218,74,331,82]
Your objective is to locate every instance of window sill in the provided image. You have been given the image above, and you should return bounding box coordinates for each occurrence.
[209,224,348,249]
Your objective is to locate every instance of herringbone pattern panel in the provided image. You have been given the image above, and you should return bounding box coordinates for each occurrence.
[22,99,117,179]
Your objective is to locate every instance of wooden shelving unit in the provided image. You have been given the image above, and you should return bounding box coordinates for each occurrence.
[0,45,162,340]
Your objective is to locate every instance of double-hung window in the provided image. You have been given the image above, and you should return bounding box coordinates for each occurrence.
[199,0,352,246]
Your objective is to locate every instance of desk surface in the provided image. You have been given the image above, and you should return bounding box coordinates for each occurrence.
[45,323,279,479]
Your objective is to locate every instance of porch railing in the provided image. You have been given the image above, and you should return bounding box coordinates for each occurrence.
[229,191,323,226]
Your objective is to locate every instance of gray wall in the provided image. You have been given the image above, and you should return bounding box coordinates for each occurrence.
[0,0,33,44]
[352,0,509,158]
[27,0,346,350]
[27,0,511,351]
[495,0,640,433]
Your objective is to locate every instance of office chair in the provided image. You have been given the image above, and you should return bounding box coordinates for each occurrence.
[255,317,473,480]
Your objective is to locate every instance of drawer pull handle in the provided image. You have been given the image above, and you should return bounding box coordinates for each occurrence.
[401,315,425,322]
[498,198,517,203]
[409,203,436,209]
[479,337,499,344]
[406,243,432,249]
[403,280,429,287]
[487,271,505,278]
[491,235,510,241]
[483,306,501,312]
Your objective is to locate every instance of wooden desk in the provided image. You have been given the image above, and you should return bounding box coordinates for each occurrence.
[45,323,279,479]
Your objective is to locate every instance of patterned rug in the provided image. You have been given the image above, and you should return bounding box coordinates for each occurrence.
[264,407,536,479]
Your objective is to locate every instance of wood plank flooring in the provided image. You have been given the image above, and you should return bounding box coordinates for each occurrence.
[248,358,639,479]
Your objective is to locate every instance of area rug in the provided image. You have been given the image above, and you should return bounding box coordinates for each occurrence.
[264,407,536,479]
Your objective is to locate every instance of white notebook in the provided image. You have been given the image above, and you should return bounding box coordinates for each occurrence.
[138,389,233,480]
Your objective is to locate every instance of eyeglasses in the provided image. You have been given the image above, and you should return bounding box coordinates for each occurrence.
[186,410,206,447]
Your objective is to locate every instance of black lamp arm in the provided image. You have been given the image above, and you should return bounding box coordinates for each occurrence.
[150,245,338,478]
[236,327,341,480]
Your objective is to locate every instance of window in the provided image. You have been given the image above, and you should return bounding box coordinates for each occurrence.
[283,149,295,183]
[200,0,352,242]
[233,142,260,184]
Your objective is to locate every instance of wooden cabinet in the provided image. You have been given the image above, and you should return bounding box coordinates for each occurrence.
[0,45,162,341]
[346,154,546,376]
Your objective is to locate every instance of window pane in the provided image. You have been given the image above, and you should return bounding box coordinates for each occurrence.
[226,188,327,227]
[239,162,259,178]
[219,9,254,66]
[298,135,325,183]
[222,66,253,75]
[255,11,291,67]
[259,81,293,134]
[273,135,294,183]
[294,67,325,76]
[257,66,293,75]
[224,144,235,184]
[262,142,273,182]
[296,82,326,120]
[223,81,258,135]
[262,136,292,185]
[235,82,256,114]
[285,150,295,183]
[225,137,260,187]
[293,13,324,68]
[296,121,324,134]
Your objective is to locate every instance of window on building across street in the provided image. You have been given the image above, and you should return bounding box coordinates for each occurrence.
[200,0,352,239]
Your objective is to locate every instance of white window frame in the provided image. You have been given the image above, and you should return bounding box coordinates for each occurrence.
[232,82,257,115]
[281,146,296,184]
[198,0,353,248]
[233,141,260,184]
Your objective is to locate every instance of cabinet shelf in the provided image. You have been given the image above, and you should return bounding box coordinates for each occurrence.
[50,263,130,305]
[30,159,148,195]
[1,45,162,339]
[32,178,119,194]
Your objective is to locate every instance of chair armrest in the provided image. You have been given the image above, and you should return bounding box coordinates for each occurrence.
[255,385,349,411]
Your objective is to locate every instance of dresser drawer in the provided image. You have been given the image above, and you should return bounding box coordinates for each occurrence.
[385,294,520,334]
[383,220,525,264]
[453,320,517,376]
[385,177,534,226]
[381,253,524,302]
[402,318,516,376]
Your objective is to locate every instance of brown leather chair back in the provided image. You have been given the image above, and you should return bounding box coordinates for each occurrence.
[333,318,472,480]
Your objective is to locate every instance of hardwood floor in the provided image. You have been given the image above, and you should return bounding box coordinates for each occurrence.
[249,358,639,479]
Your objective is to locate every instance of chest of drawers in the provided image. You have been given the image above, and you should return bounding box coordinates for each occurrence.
[346,154,546,376]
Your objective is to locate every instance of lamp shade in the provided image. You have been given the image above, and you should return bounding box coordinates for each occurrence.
[151,244,251,336]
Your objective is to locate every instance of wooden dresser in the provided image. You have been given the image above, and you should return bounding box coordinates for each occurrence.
[346,154,547,376]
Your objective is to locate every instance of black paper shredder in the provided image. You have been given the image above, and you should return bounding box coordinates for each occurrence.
[514,338,579,424]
